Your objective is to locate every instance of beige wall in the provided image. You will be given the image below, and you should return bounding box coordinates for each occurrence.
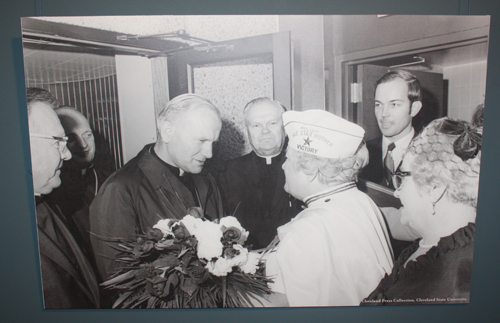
[115,55,157,163]
[445,61,487,121]
[331,15,490,55]
[279,16,325,111]
[326,15,490,119]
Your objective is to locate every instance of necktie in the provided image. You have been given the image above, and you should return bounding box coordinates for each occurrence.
[384,142,396,187]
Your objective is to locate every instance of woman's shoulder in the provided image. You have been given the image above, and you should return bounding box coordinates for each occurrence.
[279,207,350,237]
[292,207,339,222]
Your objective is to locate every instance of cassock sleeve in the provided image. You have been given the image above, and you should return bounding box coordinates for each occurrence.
[89,177,137,281]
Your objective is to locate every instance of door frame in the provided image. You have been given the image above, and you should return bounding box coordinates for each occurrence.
[326,26,489,119]
[167,31,293,110]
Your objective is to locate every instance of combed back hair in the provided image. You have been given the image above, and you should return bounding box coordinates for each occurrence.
[55,105,80,116]
[375,70,422,108]
[26,87,60,111]
[406,117,482,207]
[55,106,92,129]
[156,93,220,131]
[243,97,287,117]
[287,142,369,186]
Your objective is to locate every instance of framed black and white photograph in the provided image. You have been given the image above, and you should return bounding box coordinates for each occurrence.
[21,14,489,309]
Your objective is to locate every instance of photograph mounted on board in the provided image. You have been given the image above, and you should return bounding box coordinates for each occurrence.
[21,15,489,309]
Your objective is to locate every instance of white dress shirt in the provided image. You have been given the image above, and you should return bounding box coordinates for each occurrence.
[382,128,415,171]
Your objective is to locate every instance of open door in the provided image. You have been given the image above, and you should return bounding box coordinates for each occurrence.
[350,64,445,141]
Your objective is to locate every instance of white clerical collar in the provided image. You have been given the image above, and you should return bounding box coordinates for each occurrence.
[303,182,356,206]
[255,151,281,165]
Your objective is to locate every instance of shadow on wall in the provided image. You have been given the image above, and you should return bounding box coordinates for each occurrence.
[205,118,247,175]
[413,87,444,135]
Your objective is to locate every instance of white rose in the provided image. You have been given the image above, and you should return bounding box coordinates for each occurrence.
[180,214,203,236]
[205,258,233,277]
[193,220,224,260]
[239,251,260,275]
[226,244,249,267]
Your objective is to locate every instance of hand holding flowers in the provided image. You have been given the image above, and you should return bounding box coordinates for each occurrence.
[101,211,271,308]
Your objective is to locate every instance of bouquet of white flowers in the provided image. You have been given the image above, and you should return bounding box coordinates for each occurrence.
[101,208,271,308]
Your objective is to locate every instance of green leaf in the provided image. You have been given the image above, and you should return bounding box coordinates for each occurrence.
[180,277,199,296]
[100,270,136,287]
[112,291,133,309]
[155,239,175,249]
[152,254,179,268]
[161,272,179,297]
[222,276,227,307]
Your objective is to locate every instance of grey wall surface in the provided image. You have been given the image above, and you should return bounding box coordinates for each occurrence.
[1,1,499,322]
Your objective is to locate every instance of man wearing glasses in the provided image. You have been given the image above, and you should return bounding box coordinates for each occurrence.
[27,92,100,308]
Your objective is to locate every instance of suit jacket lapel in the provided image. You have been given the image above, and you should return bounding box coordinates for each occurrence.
[394,130,418,172]
[37,203,99,307]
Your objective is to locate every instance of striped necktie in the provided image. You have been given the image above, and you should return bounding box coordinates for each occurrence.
[384,142,396,187]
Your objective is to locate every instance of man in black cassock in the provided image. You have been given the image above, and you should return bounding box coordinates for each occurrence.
[218,98,301,249]
[89,94,225,282]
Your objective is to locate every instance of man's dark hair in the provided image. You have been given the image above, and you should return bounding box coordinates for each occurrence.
[26,87,60,110]
[375,70,422,110]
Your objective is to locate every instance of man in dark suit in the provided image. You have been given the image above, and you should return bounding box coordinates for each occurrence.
[27,92,100,308]
[89,94,224,282]
[218,98,301,249]
[361,70,422,188]
[47,107,114,271]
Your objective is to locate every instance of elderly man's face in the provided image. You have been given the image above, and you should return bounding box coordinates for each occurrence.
[165,106,222,174]
[29,102,72,195]
[58,111,95,167]
[245,102,285,156]
[374,78,420,141]
[282,149,310,201]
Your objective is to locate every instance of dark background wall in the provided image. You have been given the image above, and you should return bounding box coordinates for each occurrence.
[1,1,499,322]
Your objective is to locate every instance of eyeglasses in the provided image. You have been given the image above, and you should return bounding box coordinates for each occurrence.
[392,171,412,190]
[30,133,69,153]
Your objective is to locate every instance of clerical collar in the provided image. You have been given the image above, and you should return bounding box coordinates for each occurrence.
[80,163,94,176]
[151,147,185,177]
[255,151,282,165]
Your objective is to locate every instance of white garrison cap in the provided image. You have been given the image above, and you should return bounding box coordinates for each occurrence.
[283,110,365,159]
